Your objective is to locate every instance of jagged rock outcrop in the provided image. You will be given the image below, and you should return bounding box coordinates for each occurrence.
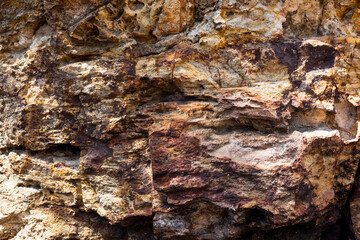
[2,0,360,239]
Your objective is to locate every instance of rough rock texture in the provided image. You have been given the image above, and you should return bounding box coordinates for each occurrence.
[2,0,360,239]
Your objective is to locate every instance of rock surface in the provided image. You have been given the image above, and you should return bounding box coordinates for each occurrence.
[1,0,360,239]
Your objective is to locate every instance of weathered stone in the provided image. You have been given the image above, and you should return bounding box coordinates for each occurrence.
[1,0,360,239]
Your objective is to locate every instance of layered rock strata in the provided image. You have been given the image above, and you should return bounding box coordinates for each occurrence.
[2,0,360,239]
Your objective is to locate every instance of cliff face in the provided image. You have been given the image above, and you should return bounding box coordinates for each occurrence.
[1,0,360,239]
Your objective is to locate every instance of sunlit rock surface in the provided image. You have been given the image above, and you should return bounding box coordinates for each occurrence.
[2,0,360,239]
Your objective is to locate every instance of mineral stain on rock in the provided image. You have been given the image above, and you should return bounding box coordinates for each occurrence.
[81,144,113,174]
[271,42,301,74]
[302,44,337,72]
[2,0,360,239]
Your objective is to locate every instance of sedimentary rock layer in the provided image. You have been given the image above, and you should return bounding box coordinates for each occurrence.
[1,0,360,239]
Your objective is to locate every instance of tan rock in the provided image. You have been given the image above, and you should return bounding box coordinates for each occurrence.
[1,0,360,239]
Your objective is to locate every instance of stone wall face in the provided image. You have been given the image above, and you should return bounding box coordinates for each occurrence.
[1,0,360,239]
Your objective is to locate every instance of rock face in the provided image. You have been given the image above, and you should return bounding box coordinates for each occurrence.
[1,0,360,239]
